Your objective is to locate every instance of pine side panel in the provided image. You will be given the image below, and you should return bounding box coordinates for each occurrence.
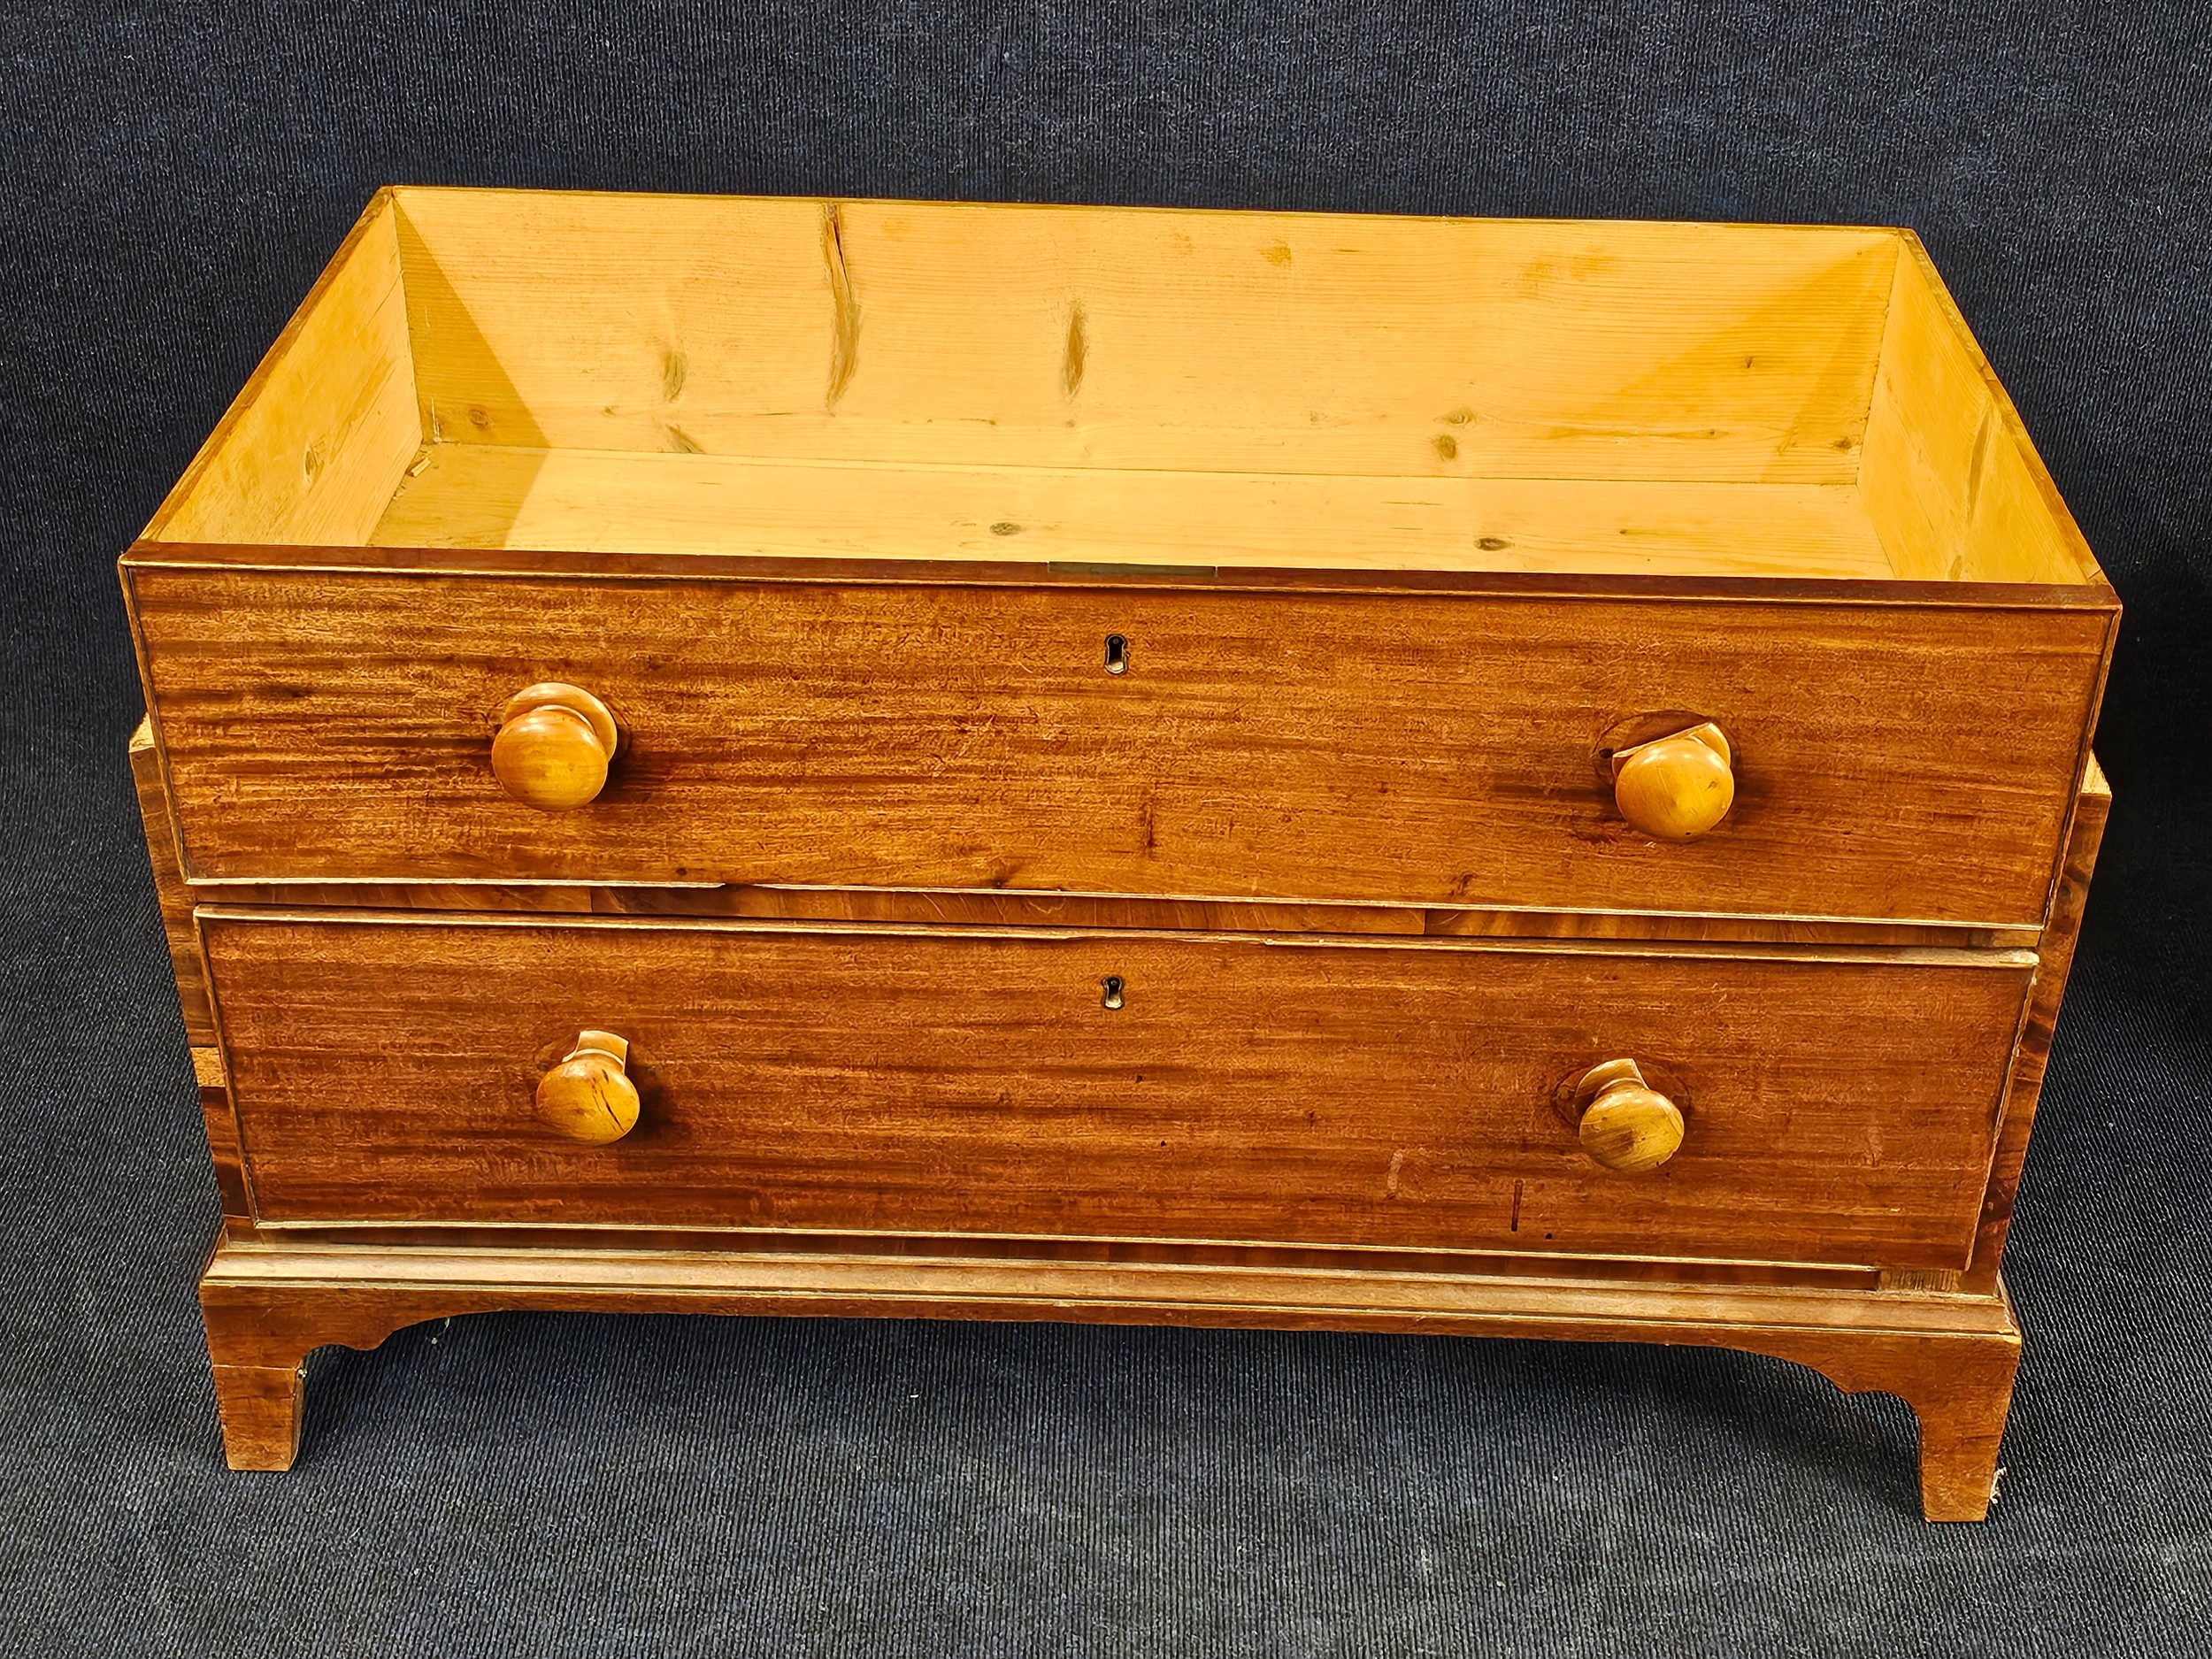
[147,192,422,548]
[368,449,1896,579]
[1858,241,2097,586]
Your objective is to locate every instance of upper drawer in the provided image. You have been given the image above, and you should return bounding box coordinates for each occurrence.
[131,563,2108,926]
[202,910,2034,1271]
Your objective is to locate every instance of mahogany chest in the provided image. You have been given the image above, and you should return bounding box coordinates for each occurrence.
[125,188,2114,1518]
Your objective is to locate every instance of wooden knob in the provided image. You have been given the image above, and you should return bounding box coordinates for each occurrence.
[491,683,618,810]
[1572,1058,1685,1172]
[535,1030,641,1144]
[1611,721,1734,841]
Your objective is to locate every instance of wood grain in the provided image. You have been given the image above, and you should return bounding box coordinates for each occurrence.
[199,910,2034,1269]
[119,534,2114,603]
[1963,757,2110,1291]
[237,1220,1884,1288]
[137,721,255,1227]
[207,1363,304,1472]
[194,1046,253,1229]
[127,718,215,1043]
[369,444,1901,579]
[146,191,420,548]
[1860,235,2092,585]
[197,1234,2024,1517]
[177,875,2042,949]
[389,189,1896,484]
[127,566,2111,926]
[198,879,1432,936]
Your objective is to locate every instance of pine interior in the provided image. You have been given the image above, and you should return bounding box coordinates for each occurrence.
[143,188,2100,586]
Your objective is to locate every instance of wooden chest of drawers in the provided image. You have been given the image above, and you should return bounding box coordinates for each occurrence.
[125,188,2114,1519]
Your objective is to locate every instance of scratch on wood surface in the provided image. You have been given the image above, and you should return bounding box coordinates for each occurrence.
[1386,1149,1404,1197]
[1952,405,1998,579]
[927,712,999,776]
[1062,302,1087,399]
[823,203,860,410]
[1962,404,1994,523]
[1509,1179,1524,1233]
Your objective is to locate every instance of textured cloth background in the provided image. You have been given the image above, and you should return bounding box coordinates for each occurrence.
[4,4,2208,1654]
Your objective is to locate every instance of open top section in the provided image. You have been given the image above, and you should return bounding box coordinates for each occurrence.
[142,188,2105,588]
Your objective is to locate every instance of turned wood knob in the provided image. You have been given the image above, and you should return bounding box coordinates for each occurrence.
[535,1030,641,1143]
[1611,721,1734,841]
[1572,1058,1685,1172]
[491,683,619,810]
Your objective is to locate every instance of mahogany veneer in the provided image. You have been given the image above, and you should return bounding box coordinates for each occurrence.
[126,188,2114,1519]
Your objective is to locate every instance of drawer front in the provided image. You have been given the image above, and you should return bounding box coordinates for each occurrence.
[203,912,2034,1270]
[132,567,2107,926]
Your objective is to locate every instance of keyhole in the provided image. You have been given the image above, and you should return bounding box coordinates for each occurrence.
[1101,975,1125,1010]
[1103,634,1129,674]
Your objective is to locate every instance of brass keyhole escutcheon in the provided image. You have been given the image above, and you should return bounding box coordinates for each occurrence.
[1103,634,1129,675]
[1101,975,1125,1010]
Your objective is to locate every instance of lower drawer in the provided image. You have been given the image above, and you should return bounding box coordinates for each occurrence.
[200,910,2035,1270]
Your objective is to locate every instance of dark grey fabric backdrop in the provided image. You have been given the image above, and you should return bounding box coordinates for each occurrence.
[4,5,2208,1655]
